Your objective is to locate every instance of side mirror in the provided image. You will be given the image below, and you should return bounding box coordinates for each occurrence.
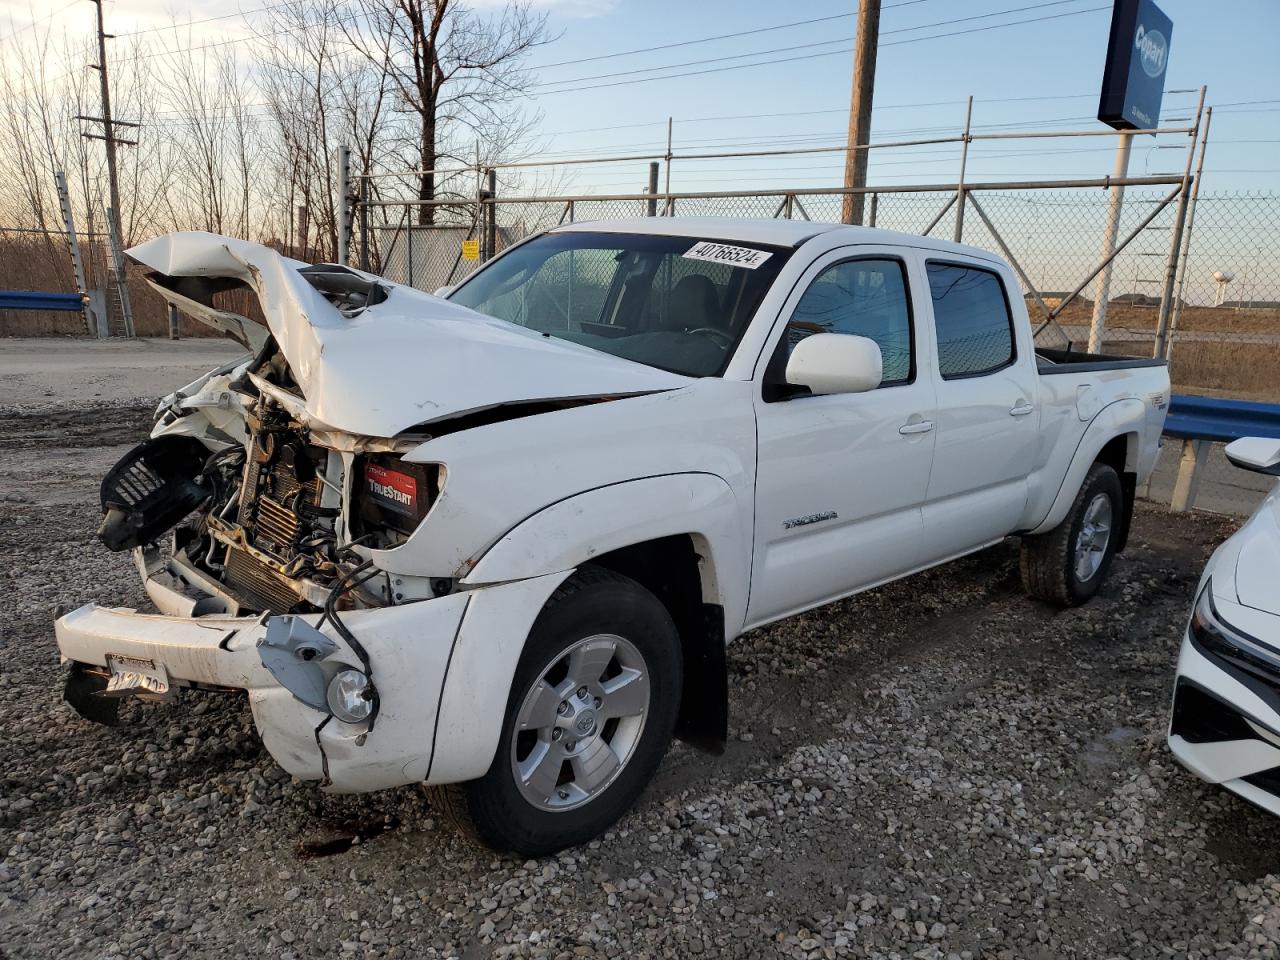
[785,333,883,396]
[433,285,454,298]
[1224,437,1280,476]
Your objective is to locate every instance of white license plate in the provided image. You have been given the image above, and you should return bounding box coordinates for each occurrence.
[103,655,172,701]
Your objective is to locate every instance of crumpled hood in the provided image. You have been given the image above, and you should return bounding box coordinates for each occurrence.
[1233,485,1280,617]
[127,232,689,438]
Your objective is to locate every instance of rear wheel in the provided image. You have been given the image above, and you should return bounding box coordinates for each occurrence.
[1020,462,1123,607]
[426,568,682,856]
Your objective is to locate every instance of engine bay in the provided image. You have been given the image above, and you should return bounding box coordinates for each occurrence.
[97,338,440,617]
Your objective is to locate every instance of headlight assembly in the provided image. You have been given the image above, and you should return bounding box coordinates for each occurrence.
[327,668,375,724]
[1190,579,1280,679]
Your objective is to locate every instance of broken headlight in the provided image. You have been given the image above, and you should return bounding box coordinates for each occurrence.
[350,455,444,543]
[327,669,374,723]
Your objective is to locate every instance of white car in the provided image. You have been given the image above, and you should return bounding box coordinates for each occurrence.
[1169,437,1280,815]
[55,219,1170,855]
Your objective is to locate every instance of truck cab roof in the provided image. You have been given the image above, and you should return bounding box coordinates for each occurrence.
[550,215,1002,264]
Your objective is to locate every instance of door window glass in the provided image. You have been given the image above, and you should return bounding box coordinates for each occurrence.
[926,262,1015,378]
[783,258,913,385]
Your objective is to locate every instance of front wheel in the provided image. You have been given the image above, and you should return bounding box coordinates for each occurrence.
[1020,462,1123,607]
[426,568,682,856]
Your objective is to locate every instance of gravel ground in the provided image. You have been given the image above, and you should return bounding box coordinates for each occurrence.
[3,390,1280,958]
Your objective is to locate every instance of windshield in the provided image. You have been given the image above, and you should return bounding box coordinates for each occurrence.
[448,231,792,377]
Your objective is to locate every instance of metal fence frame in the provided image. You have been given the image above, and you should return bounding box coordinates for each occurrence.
[341,91,1217,364]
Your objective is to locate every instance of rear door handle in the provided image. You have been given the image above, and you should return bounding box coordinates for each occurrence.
[1010,401,1035,417]
[898,420,934,435]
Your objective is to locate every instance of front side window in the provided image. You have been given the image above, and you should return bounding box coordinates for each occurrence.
[926,262,1015,378]
[782,258,913,385]
[448,232,790,377]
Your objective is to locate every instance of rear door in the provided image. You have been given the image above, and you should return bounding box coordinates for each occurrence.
[920,259,1039,556]
[748,248,937,626]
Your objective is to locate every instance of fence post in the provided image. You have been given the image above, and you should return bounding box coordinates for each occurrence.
[54,170,97,337]
[1170,438,1209,512]
[1165,104,1212,361]
[953,96,973,243]
[868,192,878,228]
[406,219,415,288]
[104,205,135,338]
[167,302,179,340]
[337,145,350,266]
[359,175,370,272]
[647,162,659,216]
[1154,86,1207,360]
[484,168,497,261]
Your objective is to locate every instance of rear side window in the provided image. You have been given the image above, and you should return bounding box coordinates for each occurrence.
[784,258,913,385]
[926,262,1015,379]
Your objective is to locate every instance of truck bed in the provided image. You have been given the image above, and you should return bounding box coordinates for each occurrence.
[1036,346,1167,375]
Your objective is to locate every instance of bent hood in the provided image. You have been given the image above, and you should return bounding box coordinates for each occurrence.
[127,232,689,437]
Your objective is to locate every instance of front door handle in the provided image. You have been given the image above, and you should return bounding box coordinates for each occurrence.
[899,420,934,435]
[1010,400,1035,417]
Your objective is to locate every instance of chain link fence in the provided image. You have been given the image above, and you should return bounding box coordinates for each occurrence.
[362,186,1279,403]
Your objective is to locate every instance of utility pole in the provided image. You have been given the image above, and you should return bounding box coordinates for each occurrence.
[84,0,135,238]
[841,0,881,225]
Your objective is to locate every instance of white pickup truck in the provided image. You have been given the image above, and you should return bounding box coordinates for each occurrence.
[54,219,1169,855]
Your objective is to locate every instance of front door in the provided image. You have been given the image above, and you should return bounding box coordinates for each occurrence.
[748,250,937,627]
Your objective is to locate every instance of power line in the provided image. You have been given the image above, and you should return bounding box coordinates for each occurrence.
[0,0,79,44]
[526,5,1110,98]
[533,1,1096,89]
[530,0,937,71]
[113,0,315,37]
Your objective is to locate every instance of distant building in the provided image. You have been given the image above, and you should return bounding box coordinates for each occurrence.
[1221,300,1280,309]
[1027,291,1090,309]
[1109,293,1161,307]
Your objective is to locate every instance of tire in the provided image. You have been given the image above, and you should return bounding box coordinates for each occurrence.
[425,567,683,857]
[1020,462,1124,608]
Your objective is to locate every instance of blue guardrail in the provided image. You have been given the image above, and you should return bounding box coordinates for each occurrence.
[0,290,82,312]
[1165,394,1280,443]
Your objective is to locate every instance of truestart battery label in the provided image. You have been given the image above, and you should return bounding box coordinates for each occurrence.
[365,462,417,515]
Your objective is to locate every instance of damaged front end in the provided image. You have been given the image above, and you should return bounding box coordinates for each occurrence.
[56,238,462,789]
[54,231,681,792]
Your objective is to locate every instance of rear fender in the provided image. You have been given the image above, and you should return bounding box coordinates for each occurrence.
[1026,398,1145,535]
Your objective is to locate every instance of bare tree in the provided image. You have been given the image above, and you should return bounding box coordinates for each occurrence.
[345,0,550,224]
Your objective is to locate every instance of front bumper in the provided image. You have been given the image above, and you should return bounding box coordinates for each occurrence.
[56,595,471,791]
[1168,627,1280,817]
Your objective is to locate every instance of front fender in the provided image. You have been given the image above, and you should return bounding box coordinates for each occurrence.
[1025,397,1145,535]
[461,472,750,634]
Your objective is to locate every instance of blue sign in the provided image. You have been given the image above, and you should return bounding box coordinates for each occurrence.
[1098,0,1172,131]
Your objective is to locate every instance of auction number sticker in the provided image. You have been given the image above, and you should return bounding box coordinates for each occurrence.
[682,241,772,270]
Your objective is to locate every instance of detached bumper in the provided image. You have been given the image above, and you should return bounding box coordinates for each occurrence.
[56,595,470,792]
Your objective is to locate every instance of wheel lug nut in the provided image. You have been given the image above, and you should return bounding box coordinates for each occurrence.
[551,729,562,741]
[557,701,569,715]
[593,696,602,708]
[557,789,569,800]
[577,686,588,699]
[566,740,577,751]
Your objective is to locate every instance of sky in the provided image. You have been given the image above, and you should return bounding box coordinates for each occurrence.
[1,0,1276,197]
[0,0,1276,299]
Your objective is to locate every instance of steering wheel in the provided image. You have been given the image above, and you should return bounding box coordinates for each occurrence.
[686,326,733,348]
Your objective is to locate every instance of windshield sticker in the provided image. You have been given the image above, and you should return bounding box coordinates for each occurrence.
[682,241,772,270]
